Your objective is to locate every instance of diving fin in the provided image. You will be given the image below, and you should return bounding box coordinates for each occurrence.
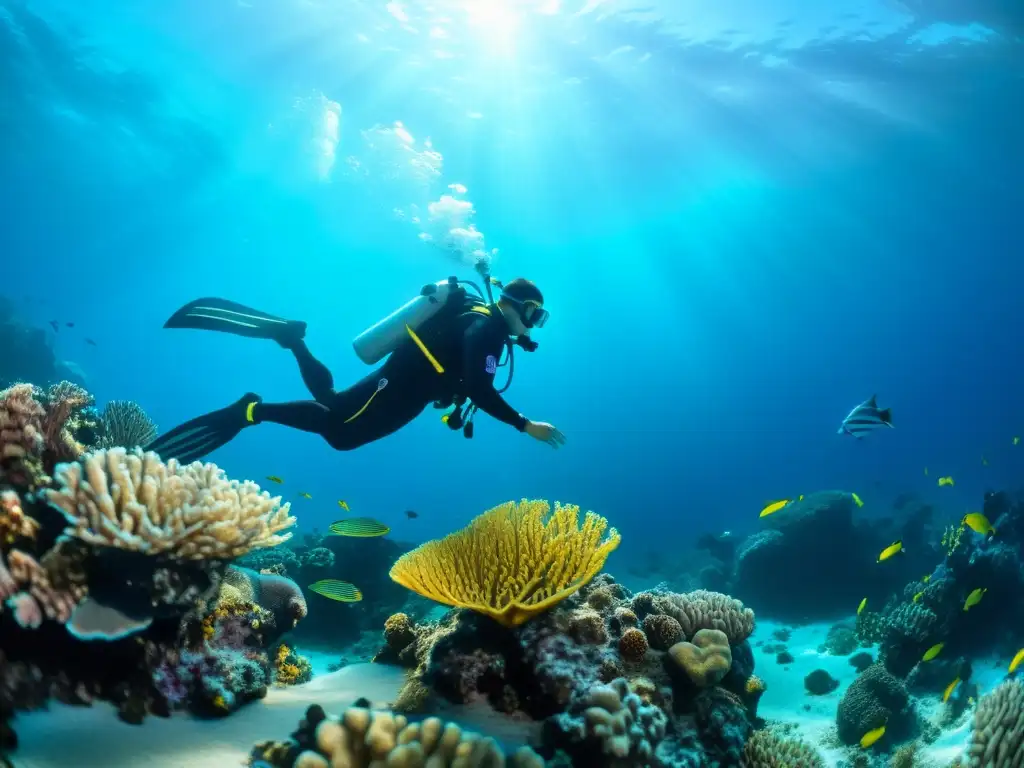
[145,393,262,464]
[164,297,307,346]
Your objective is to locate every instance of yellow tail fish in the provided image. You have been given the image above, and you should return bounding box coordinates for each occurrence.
[308,579,363,602]
[338,500,350,511]
[1009,648,1024,674]
[877,541,904,563]
[759,499,790,518]
[943,677,960,703]
[963,588,987,611]
[329,517,390,538]
[962,513,996,537]
[857,597,867,615]
[860,725,886,749]
[266,475,284,484]
[922,642,944,661]
[299,492,312,500]
[852,492,864,508]
[938,476,954,487]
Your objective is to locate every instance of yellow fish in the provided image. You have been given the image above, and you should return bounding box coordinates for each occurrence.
[759,499,790,518]
[860,725,886,749]
[964,588,987,611]
[922,643,945,661]
[798,494,804,501]
[912,592,924,604]
[962,513,996,537]
[1009,648,1024,674]
[307,579,362,602]
[923,574,931,583]
[852,492,864,508]
[1015,437,1020,446]
[938,476,954,487]
[299,492,312,500]
[968,696,975,706]
[942,677,960,703]
[877,541,904,563]
[266,475,284,484]
[857,597,867,615]
[338,500,350,511]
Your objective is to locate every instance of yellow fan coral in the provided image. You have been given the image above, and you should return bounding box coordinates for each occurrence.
[389,499,621,627]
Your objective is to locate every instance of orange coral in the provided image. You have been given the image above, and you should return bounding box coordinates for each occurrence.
[619,627,649,662]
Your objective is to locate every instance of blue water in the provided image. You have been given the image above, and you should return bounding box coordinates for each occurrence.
[2,0,1022,571]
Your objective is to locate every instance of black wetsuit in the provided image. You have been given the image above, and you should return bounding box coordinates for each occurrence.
[254,307,527,450]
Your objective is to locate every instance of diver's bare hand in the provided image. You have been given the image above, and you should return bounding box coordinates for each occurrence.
[525,420,565,448]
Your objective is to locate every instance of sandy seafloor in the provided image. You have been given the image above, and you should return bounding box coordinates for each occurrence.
[6,622,1011,767]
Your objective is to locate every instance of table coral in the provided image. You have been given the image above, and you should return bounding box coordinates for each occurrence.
[389,498,620,627]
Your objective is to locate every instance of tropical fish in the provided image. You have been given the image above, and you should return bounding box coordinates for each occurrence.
[405,510,418,519]
[877,541,904,563]
[49,320,59,332]
[266,475,284,484]
[923,643,945,661]
[85,338,97,346]
[912,592,924,604]
[968,696,975,706]
[857,598,867,615]
[338,500,350,511]
[963,588,987,611]
[860,725,886,748]
[308,579,363,602]
[759,499,790,518]
[852,492,864,508]
[329,517,390,538]
[298,492,312,500]
[798,494,804,501]
[1010,648,1024,674]
[838,395,893,438]
[922,574,931,584]
[65,322,74,328]
[938,476,954,487]
[962,513,996,537]
[1015,437,1020,446]
[943,677,960,703]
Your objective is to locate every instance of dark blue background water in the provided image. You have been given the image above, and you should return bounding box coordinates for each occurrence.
[2,0,1022,574]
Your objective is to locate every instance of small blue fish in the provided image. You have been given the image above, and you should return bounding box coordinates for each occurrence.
[839,395,893,439]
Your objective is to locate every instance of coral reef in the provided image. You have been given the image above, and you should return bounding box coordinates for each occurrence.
[97,400,157,449]
[0,407,299,749]
[389,499,621,627]
[274,643,313,686]
[250,703,545,767]
[667,629,733,687]
[223,566,308,644]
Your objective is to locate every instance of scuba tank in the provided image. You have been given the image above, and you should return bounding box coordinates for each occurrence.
[352,277,463,365]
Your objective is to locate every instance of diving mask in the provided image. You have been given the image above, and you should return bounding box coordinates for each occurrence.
[502,295,549,329]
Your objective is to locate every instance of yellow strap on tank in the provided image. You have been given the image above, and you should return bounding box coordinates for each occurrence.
[405,324,444,373]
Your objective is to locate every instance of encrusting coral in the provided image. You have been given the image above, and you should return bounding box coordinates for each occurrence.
[250,704,545,767]
[967,679,1024,767]
[45,447,296,559]
[389,499,620,627]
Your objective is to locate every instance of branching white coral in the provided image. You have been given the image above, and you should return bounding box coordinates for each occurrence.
[44,448,296,560]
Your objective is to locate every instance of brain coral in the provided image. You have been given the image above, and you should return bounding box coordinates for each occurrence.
[668,629,733,687]
[619,627,649,662]
[968,679,1024,767]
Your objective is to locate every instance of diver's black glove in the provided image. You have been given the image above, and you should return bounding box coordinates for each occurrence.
[515,336,539,353]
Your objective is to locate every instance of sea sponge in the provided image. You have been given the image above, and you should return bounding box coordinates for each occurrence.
[619,627,649,662]
[568,608,608,645]
[967,679,1024,766]
[45,448,296,559]
[383,612,416,652]
[654,589,756,644]
[742,729,826,767]
[642,614,683,650]
[667,628,733,687]
[251,704,544,767]
[388,499,620,627]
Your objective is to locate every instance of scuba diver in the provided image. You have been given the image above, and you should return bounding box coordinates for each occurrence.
[144,273,565,464]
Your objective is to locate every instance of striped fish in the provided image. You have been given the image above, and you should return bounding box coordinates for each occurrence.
[308,579,363,602]
[838,395,893,438]
[329,517,391,538]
